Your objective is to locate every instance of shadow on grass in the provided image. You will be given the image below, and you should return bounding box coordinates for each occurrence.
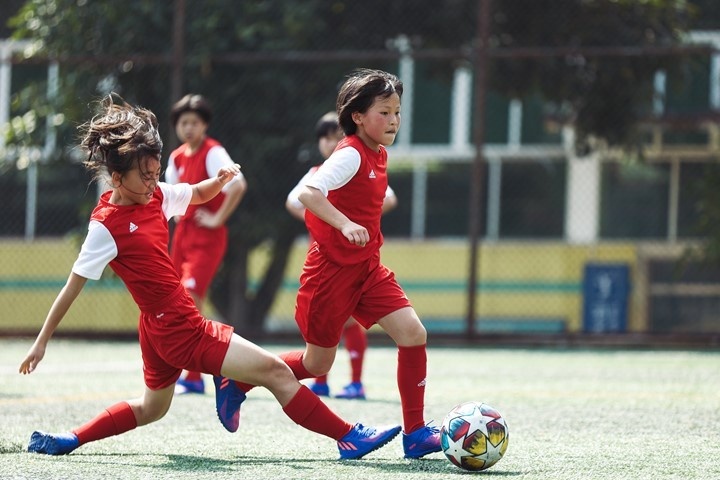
[0,440,24,454]
[62,453,521,476]
[62,453,403,473]
[0,392,25,400]
[357,457,523,476]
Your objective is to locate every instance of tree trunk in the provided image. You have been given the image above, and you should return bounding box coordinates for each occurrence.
[249,227,299,333]
[210,229,299,338]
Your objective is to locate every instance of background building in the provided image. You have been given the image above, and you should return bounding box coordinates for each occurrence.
[1,0,719,342]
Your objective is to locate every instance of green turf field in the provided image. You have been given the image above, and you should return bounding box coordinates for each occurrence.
[1,338,718,479]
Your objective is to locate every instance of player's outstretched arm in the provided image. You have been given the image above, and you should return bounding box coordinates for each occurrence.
[190,163,242,206]
[193,174,246,229]
[19,272,88,374]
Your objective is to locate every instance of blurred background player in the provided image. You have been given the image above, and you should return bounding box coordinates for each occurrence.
[286,112,397,399]
[165,94,247,395]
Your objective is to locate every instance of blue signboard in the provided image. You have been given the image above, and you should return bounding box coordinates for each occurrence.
[582,264,630,333]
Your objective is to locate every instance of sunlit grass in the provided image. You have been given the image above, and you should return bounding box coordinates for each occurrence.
[1,338,718,479]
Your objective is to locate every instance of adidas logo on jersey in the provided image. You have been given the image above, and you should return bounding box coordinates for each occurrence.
[129,222,138,233]
[369,169,376,179]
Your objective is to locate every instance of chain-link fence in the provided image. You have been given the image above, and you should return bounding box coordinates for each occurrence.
[2,0,720,341]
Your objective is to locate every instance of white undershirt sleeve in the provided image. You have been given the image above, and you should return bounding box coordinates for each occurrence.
[206,145,244,192]
[71,221,117,280]
[287,169,317,209]
[305,147,361,196]
[164,155,179,185]
[159,182,193,220]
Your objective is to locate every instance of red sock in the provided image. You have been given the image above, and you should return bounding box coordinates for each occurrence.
[234,380,255,393]
[314,375,328,384]
[184,371,202,382]
[71,401,138,445]
[397,344,427,433]
[278,351,314,381]
[343,322,367,383]
[282,385,352,440]
[234,350,314,393]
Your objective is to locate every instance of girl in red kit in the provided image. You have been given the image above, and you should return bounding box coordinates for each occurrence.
[227,69,441,459]
[19,95,400,460]
[286,111,398,400]
[166,94,247,395]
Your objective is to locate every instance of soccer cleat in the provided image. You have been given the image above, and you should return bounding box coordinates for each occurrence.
[27,431,79,455]
[174,377,205,395]
[335,382,366,400]
[337,423,401,460]
[213,375,246,433]
[403,422,442,459]
[309,381,330,397]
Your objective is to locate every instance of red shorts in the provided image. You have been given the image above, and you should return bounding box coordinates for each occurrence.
[295,248,411,348]
[170,222,227,298]
[138,289,233,390]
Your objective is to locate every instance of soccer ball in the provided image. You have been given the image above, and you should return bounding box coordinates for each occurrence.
[440,401,509,471]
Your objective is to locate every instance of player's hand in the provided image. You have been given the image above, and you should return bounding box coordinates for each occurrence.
[19,343,46,374]
[216,163,241,185]
[340,221,369,247]
[194,207,222,229]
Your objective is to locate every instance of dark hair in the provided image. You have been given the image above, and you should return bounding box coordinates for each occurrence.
[315,111,340,140]
[80,94,163,182]
[170,94,212,127]
[336,69,403,135]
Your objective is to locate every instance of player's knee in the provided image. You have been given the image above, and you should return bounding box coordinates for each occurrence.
[307,363,331,377]
[148,406,170,423]
[401,319,427,346]
[301,356,333,377]
[133,401,170,426]
[260,357,297,389]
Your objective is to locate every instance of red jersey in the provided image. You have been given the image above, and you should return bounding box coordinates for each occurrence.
[73,183,192,311]
[169,137,226,219]
[305,135,387,265]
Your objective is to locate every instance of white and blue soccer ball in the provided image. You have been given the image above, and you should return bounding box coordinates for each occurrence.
[440,401,509,471]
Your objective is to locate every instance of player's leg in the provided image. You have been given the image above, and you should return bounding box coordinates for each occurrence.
[309,373,330,397]
[230,249,352,397]
[174,290,207,394]
[174,271,206,395]
[377,306,441,459]
[28,385,174,455]
[304,342,338,396]
[214,338,332,427]
[294,342,337,379]
[335,318,368,400]
[353,258,440,458]
[344,319,367,384]
[232,342,338,391]
[212,248,400,457]
[175,228,226,396]
[220,342,338,431]
[176,293,206,394]
[220,334,400,459]
[288,252,357,391]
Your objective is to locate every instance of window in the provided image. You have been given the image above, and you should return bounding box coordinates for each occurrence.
[500,160,566,238]
[600,162,669,238]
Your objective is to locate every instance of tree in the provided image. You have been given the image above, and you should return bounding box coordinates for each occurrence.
[5,0,719,333]
[487,0,700,150]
